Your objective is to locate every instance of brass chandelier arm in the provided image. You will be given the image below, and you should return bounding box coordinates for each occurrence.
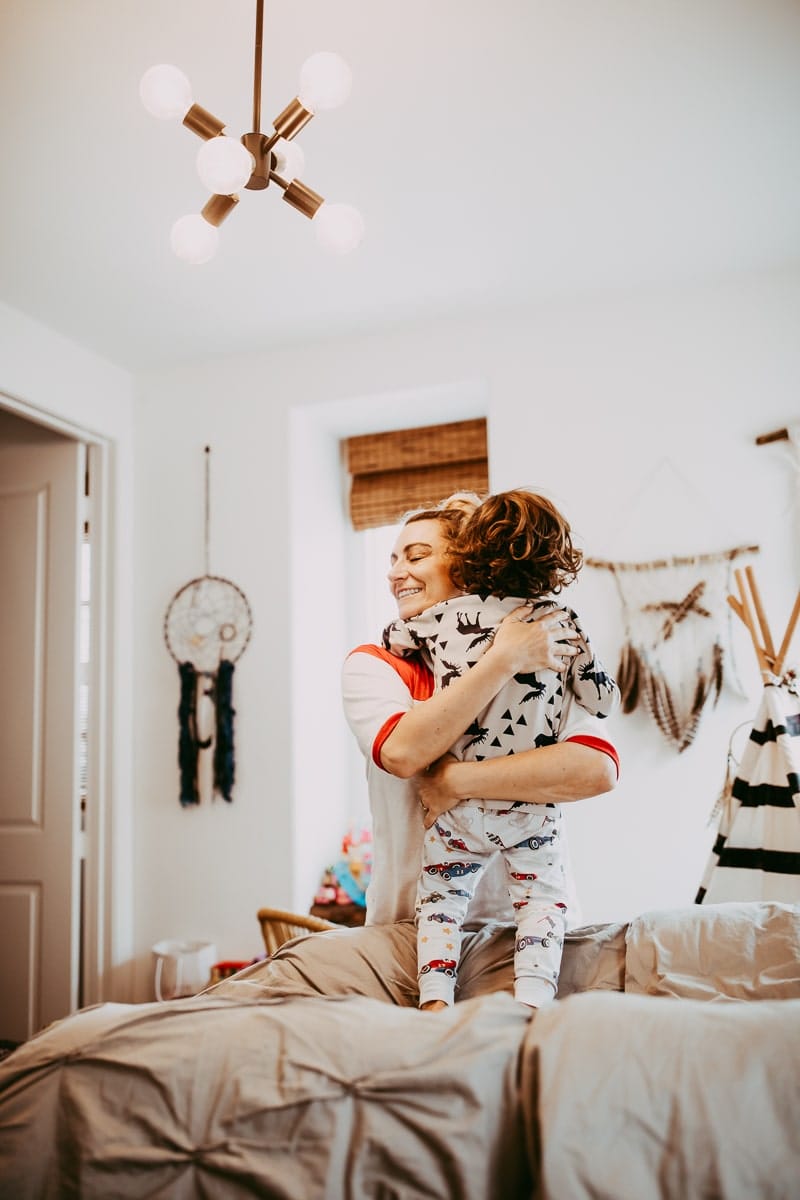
[272,98,314,141]
[201,194,239,226]
[183,104,226,140]
[280,177,325,218]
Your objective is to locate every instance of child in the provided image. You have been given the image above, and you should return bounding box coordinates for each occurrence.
[383,489,619,1009]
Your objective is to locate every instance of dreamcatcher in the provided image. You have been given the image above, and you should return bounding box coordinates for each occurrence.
[164,447,253,805]
[588,544,757,753]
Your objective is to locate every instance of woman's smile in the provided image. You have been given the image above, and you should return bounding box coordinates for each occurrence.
[388,518,461,619]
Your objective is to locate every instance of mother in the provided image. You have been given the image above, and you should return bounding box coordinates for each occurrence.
[336,498,619,1002]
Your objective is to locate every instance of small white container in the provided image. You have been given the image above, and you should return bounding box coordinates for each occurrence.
[152,939,217,1001]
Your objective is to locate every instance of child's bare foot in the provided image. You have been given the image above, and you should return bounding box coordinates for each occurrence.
[420,999,448,1012]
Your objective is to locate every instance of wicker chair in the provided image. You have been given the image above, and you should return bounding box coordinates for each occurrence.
[256,907,336,956]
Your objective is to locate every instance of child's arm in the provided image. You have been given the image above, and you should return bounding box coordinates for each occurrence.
[562,608,620,718]
[381,617,423,658]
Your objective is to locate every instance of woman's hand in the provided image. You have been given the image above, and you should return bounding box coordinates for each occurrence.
[379,608,577,780]
[489,605,579,675]
[414,754,462,828]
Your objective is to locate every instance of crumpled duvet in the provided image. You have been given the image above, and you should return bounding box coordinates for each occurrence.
[523,991,800,1200]
[0,991,533,1200]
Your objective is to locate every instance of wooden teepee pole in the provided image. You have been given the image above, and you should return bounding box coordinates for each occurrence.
[729,568,800,677]
[744,565,776,661]
[731,568,770,671]
[773,590,800,677]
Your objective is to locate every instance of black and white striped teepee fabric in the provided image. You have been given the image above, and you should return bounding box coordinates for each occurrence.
[697,681,800,904]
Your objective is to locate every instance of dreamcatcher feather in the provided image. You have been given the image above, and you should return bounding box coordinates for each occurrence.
[213,660,236,802]
[590,545,757,752]
[164,448,253,805]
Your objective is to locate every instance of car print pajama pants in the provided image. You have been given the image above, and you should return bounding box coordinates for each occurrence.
[416,801,569,1008]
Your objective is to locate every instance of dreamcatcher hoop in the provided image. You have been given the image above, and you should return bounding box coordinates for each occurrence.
[164,573,253,674]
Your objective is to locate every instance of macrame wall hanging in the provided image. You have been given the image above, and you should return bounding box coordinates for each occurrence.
[164,446,253,805]
[588,544,758,753]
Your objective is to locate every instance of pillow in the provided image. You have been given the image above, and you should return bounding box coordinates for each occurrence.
[624,901,800,1000]
[557,921,627,997]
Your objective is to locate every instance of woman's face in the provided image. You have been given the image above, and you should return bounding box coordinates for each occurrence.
[387,518,461,619]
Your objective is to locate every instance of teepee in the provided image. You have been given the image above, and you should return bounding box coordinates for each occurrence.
[696,567,800,904]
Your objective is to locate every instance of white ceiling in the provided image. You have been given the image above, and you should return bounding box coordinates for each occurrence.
[1,0,799,373]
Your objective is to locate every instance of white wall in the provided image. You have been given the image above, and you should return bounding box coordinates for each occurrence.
[3,272,797,1006]
[132,267,800,997]
[0,300,136,998]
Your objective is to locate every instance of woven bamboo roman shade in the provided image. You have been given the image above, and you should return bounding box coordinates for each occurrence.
[344,418,489,530]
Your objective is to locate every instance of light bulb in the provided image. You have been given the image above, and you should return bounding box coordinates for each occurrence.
[313,203,364,254]
[298,52,352,113]
[196,136,254,194]
[272,137,305,182]
[140,64,193,120]
[170,214,219,264]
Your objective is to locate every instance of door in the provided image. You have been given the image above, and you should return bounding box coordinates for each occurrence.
[0,436,84,1041]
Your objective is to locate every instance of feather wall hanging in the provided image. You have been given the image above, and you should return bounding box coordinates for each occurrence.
[588,545,757,752]
[164,446,253,805]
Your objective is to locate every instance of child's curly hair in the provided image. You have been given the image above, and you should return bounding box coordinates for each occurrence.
[450,489,583,598]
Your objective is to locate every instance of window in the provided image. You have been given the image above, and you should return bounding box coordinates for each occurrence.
[342,416,490,652]
[342,417,488,531]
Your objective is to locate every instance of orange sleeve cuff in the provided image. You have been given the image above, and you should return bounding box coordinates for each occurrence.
[372,713,406,769]
[565,734,620,778]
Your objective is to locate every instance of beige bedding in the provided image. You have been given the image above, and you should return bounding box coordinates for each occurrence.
[0,991,532,1199]
[624,900,800,1000]
[525,992,800,1200]
[0,903,798,1199]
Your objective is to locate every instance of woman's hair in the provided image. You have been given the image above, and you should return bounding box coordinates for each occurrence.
[450,488,583,598]
[400,493,480,579]
[403,506,465,538]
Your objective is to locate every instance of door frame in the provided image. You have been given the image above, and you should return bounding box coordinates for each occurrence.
[0,393,125,1010]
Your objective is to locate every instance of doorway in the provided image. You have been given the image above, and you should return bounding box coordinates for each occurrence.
[0,404,109,1041]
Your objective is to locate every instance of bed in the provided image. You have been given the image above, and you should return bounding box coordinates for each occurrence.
[0,900,798,1199]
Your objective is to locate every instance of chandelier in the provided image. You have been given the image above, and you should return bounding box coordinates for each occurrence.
[139,0,364,264]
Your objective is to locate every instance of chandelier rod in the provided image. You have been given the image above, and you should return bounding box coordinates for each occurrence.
[252,0,264,133]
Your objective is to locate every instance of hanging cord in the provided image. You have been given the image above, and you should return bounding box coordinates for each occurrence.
[214,660,236,801]
[707,718,752,827]
[204,444,211,577]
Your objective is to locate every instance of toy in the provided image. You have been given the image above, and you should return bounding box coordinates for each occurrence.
[313,826,373,907]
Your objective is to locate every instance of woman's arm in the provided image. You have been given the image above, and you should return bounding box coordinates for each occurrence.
[416,739,618,828]
[378,607,578,778]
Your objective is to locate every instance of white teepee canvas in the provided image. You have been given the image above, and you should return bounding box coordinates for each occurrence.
[696,681,800,903]
[697,568,800,904]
